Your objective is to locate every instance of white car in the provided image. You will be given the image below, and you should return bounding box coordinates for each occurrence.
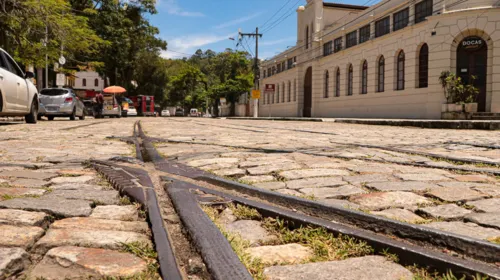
[0,48,39,123]
[161,110,170,117]
[128,105,137,116]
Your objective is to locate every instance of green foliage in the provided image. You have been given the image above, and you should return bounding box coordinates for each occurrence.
[439,71,479,104]
[228,204,262,220]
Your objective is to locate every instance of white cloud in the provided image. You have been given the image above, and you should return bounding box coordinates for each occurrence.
[260,37,296,46]
[214,12,264,29]
[161,33,235,59]
[162,0,204,17]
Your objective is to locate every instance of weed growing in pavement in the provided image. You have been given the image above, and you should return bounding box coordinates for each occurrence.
[298,194,317,200]
[95,173,114,190]
[119,241,160,280]
[262,217,373,262]
[120,196,132,205]
[229,204,262,220]
[488,237,500,245]
[90,200,106,208]
[35,156,45,162]
[380,248,399,263]
[408,265,489,280]
[59,173,81,177]
[2,194,41,200]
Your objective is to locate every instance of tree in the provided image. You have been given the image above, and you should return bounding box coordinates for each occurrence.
[166,65,207,110]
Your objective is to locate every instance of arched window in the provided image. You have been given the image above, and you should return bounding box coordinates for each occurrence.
[276,84,280,103]
[282,82,285,102]
[305,26,309,50]
[94,78,99,87]
[418,44,429,88]
[324,71,329,98]
[82,78,87,87]
[335,68,340,97]
[288,81,291,102]
[347,64,353,96]
[377,56,385,92]
[396,50,405,90]
[361,60,368,94]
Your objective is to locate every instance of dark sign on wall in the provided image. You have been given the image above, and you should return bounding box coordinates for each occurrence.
[461,36,485,51]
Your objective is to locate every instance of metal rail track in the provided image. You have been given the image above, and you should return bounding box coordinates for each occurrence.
[130,121,500,279]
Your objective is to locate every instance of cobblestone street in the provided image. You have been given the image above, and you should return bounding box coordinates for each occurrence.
[0,118,499,279]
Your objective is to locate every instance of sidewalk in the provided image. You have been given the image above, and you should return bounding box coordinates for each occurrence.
[225,117,500,130]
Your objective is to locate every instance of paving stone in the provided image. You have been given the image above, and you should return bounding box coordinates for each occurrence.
[188,158,239,167]
[451,175,495,183]
[50,175,95,184]
[239,159,294,168]
[32,229,151,254]
[218,208,237,225]
[286,177,347,190]
[437,181,496,188]
[0,187,46,200]
[347,165,394,174]
[199,162,236,171]
[225,220,277,246]
[0,170,57,180]
[247,243,313,264]
[0,209,48,227]
[90,205,139,221]
[0,225,45,249]
[350,191,431,210]
[31,246,147,279]
[0,247,30,280]
[465,213,500,230]
[9,178,50,188]
[279,169,350,180]
[263,255,413,280]
[253,181,286,190]
[299,185,366,199]
[366,181,438,192]
[318,199,361,210]
[239,175,275,183]
[424,221,500,240]
[305,162,346,169]
[247,163,302,175]
[371,208,426,223]
[472,185,500,197]
[213,168,246,177]
[342,174,392,185]
[466,198,500,212]
[418,204,472,220]
[51,218,149,234]
[276,189,303,197]
[0,197,92,217]
[49,183,104,191]
[427,186,488,202]
[44,189,120,205]
[394,173,450,181]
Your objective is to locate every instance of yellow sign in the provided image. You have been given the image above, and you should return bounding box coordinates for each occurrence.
[251,90,261,99]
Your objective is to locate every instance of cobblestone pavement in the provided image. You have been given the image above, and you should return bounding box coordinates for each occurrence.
[144,118,500,245]
[1,117,499,279]
[0,119,160,279]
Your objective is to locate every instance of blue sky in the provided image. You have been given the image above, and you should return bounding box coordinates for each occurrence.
[150,0,305,60]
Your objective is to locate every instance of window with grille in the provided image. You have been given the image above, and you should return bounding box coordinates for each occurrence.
[282,61,286,71]
[359,25,371,43]
[277,63,281,73]
[94,79,99,87]
[361,61,368,94]
[287,58,293,69]
[335,69,340,97]
[323,41,333,56]
[272,67,276,75]
[346,31,357,48]
[393,8,409,31]
[418,44,429,88]
[324,71,329,98]
[268,68,272,76]
[347,65,353,96]
[377,56,385,92]
[334,37,342,52]
[396,51,405,90]
[82,79,86,87]
[375,17,390,38]
[415,0,433,24]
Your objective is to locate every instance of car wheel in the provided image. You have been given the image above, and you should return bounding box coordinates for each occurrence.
[48,116,54,121]
[25,99,38,124]
[70,108,76,121]
[79,112,85,120]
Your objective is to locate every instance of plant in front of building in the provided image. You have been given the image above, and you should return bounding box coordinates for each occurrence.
[439,71,479,112]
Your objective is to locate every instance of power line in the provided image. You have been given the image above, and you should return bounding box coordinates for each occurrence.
[259,0,295,30]
[244,37,255,57]
[261,0,302,33]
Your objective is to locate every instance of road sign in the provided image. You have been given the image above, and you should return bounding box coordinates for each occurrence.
[264,84,275,93]
[56,73,65,86]
[251,90,261,99]
[58,56,66,65]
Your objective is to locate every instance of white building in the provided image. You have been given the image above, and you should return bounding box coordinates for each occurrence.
[75,71,105,91]
[259,0,500,119]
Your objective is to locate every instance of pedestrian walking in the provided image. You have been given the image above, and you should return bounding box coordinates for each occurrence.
[95,91,104,118]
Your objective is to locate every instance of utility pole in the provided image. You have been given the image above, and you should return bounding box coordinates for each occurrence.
[238,27,262,118]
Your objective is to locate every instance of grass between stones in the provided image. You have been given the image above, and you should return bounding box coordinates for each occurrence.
[488,237,500,245]
[118,241,160,280]
[408,266,490,280]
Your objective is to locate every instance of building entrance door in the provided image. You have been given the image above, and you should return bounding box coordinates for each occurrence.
[457,36,487,112]
[303,67,312,117]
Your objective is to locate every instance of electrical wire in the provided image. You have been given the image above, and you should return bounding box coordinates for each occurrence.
[261,0,303,33]
[259,0,295,30]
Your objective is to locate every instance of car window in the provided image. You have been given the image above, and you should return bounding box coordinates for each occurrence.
[0,52,9,71]
[40,89,69,96]
[2,52,24,77]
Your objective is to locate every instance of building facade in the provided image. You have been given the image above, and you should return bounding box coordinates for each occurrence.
[259,0,500,119]
[74,71,105,91]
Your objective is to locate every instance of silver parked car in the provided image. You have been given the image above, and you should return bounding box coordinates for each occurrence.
[39,88,85,121]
